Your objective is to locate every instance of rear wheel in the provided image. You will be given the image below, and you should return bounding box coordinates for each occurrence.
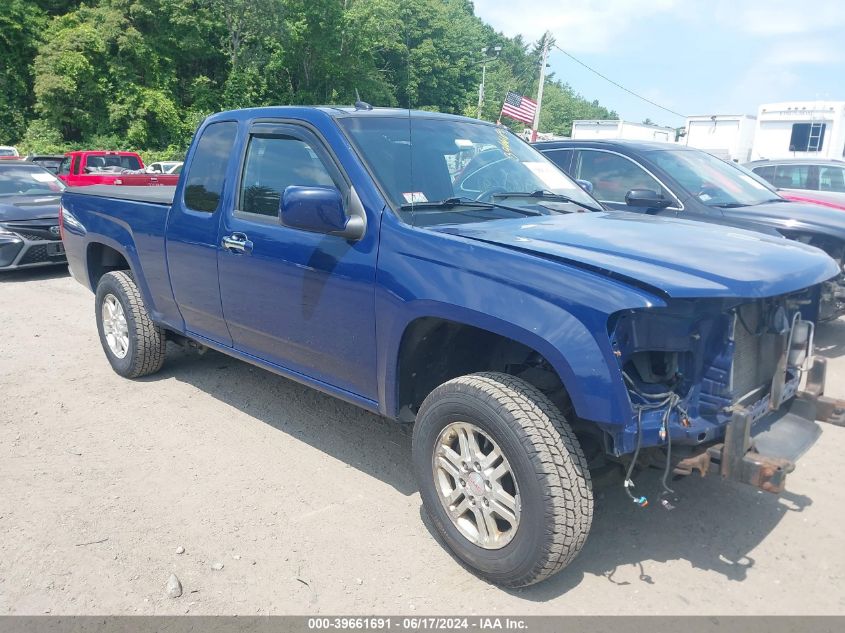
[95,270,166,378]
[412,372,593,587]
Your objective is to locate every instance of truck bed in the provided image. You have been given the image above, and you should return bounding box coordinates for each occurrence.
[65,185,176,205]
[61,185,179,329]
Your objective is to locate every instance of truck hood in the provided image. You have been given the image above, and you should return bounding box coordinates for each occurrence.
[720,200,845,242]
[435,212,839,299]
[0,194,61,222]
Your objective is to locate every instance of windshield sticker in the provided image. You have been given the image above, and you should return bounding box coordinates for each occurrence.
[402,192,428,204]
[31,173,56,182]
[523,162,577,190]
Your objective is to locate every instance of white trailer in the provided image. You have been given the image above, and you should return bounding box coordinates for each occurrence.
[570,120,677,143]
[521,129,569,142]
[752,101,845,161]
[683,114,756,162]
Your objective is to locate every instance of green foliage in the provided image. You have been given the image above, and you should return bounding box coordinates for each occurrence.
[18,118,67,154]
[7,0,618,154]
[0,0,47,143]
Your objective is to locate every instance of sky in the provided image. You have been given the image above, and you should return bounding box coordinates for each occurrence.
[472,0,845,127]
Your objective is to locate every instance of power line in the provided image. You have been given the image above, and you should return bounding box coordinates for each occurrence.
[552,44,687,120]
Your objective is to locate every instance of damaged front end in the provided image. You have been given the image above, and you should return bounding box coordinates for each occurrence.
[606,286,844,494]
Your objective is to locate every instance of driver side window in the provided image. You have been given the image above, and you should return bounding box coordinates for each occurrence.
[576,150,668,204]
[238,135,336,217]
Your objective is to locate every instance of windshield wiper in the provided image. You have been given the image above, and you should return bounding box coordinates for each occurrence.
[399,197,540,216]
[709,202,750,208]
[493,190,604,213]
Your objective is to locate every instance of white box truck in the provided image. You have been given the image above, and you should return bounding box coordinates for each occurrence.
[684,114,756,162]
[570,120,677,143]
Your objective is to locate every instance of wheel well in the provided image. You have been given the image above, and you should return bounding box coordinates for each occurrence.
[395,317,572,423]
[87,243,130,289]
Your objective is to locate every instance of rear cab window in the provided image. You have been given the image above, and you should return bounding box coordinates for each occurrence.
[183,122,239,212]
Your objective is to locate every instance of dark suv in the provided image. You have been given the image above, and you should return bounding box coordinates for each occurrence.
[536,140,845,321]
[0,161,67,271]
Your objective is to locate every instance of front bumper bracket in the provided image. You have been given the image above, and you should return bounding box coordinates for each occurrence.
[705,356,844,493]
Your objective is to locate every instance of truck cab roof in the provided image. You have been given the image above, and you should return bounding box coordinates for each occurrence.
[207,105,496,126]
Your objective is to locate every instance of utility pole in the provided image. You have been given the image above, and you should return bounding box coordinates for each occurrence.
[531,33,551,142]
[477,63,487,120]
[477,46,501,120]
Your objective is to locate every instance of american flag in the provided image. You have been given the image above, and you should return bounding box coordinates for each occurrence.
[500,91,537,124]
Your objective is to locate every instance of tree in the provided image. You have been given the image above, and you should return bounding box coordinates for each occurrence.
[17,0,620,151]
[0,1,46,143]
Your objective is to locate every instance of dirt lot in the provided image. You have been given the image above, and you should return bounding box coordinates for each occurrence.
[1,266,844,615]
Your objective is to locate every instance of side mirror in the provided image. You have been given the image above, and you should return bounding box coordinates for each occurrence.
[575,179,594,194]
[279,186,365,240]
[625,188,672,210]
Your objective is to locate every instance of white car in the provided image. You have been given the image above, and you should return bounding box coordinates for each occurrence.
[146,161,183,174]
[0,146,20,160]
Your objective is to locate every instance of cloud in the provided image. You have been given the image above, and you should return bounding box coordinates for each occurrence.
[724,36,841,112]
[766,39,844,66]
[472,0,678,52]
[724,0,845,36]
[474,0,845,47]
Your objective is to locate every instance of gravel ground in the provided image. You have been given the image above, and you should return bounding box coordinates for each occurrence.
[1,266,844,615]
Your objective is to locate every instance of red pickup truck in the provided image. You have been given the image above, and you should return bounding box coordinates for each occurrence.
[56,151,180,187]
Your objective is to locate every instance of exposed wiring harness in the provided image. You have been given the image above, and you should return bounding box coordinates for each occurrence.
[622,372,689,510]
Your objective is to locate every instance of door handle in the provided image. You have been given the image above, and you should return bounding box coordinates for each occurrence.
[221,232,253,254]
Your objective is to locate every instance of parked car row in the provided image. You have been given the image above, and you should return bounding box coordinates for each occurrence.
[744,158,845,212]
[0,149,181,271]
[54,106,845,588]
[0,147,183,177]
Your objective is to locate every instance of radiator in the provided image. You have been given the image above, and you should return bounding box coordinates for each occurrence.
[730,303,783,403]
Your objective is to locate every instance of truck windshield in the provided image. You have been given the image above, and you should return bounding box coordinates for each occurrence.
[0,166,65,196]
[338,116,599,225]
[648,149,780,207]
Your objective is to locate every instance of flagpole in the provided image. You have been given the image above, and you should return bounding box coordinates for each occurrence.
[531,33,550,142]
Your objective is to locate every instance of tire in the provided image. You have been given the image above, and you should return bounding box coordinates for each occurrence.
[95,270,166,378]
[412,372,593,587]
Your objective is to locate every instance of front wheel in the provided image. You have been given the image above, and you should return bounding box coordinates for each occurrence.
[95,270,166,378]
[412,372,593,587]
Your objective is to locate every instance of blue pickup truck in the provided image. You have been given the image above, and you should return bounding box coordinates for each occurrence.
[61,106,843,587]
